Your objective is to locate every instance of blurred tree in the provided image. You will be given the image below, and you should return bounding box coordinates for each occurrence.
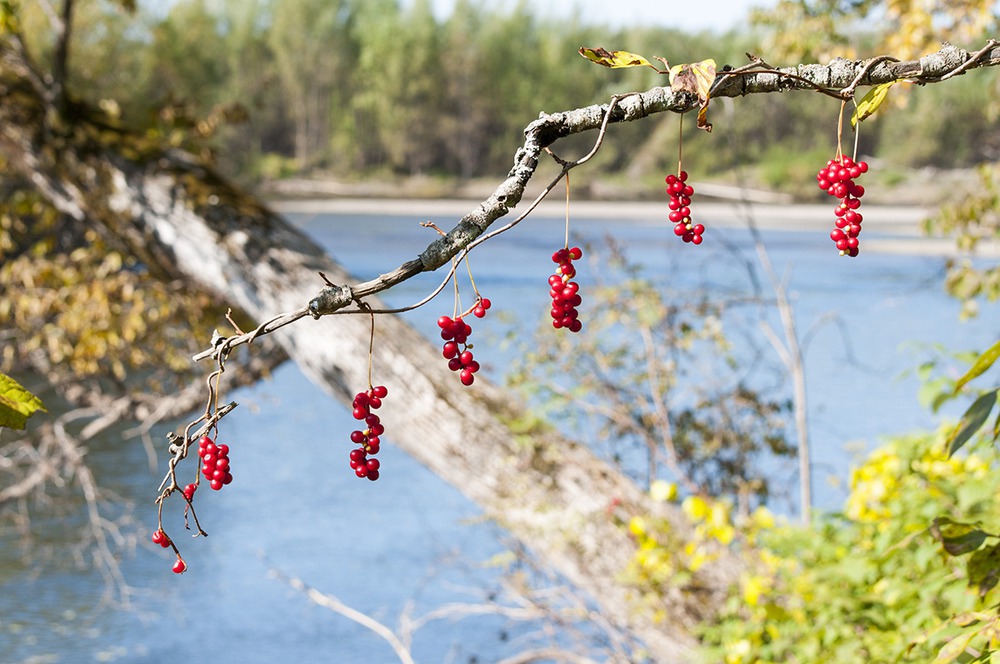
[268,0,353,169]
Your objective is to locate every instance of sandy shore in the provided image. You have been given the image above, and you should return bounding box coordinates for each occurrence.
[270,197,996,257]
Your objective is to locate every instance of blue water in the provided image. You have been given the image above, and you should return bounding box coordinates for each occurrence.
[2,205,996,662]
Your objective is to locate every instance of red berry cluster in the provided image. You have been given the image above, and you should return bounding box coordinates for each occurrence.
[438,304,486,386]
[198,435,233,491]
[549,247,583,332]
[667,171,704,245]
[349,385,387,480]
[816,155,869,257]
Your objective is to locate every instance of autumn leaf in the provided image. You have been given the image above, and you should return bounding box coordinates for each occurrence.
[0,371,46,430]
[851,81,897,127]
[668,59,717,100]
[578,47,659,70]
[668,59,717,131]
[954,339,1000,394]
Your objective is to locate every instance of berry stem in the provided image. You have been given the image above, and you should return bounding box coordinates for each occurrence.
[366,307,375,390]
[563,171,570,250]
[677,112,684,176]
[850,97,861,161]
[464,253,481,300]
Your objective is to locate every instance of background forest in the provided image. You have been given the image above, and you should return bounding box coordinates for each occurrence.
[27,0,1000,198]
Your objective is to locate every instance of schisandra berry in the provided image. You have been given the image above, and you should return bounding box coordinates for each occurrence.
[198,435,233,491]
[348,385,387,481]
[549,247,583,333]
[666,171,703,245]
[816,155,869,257]
[172,558,187,574]
[151,529,171,548]
[182,483,197,501]
[438,308,484,385]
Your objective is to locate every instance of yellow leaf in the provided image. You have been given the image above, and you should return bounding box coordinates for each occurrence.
[650,479,677,502]
[851,81,897,127]
[668,59,717,102]
[682,495,709,521]
[578,47,658,70]
[669,59,717,131]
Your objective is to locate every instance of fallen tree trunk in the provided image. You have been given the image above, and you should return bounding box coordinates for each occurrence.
[1,39,734,661]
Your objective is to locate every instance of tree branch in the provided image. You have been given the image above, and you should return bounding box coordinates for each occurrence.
[193,41,1000,361]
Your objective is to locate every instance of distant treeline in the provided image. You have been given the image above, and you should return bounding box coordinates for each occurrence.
[34,0,1000,187]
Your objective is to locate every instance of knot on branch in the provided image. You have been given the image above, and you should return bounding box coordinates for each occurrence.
[308,284,353,317]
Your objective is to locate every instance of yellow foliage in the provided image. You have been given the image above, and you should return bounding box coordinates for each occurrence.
[752,0,997,62]
[650,479,678,503]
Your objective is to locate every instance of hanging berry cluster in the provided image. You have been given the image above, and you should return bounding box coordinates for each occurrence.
[349,385,387,480]
[438,300,488,386]
[198,435,233,490]
[666,171,704,245]
[816,155,869,257]
[549,247,583,332]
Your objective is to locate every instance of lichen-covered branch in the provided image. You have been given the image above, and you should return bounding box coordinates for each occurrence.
[213,41,1000,358]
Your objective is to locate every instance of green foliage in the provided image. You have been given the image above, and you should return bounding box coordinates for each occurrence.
[0,371,45,430]
[670,342,1000,663]
[925,165,1000,319]
[8,0,994,189]
[691,429,1000,663]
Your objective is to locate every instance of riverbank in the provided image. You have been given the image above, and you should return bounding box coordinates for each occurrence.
[269,197,996,258]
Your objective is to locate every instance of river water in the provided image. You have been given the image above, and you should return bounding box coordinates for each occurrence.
[2,200,997,662]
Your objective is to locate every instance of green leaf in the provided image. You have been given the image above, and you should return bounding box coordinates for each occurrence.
[0,372,46,430]
[967,543,1000,598]
[954,339,1000,393]
[931,517,989,556]
[947,389,998,457]
[935,628,979,663]
[578,47,657,70]
[851,81,897,127]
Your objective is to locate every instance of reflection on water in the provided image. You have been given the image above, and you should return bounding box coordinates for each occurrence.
[2,208,995,662]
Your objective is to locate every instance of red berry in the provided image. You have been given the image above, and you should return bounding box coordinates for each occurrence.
[172,559,187,574]
[183,483,197,501]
